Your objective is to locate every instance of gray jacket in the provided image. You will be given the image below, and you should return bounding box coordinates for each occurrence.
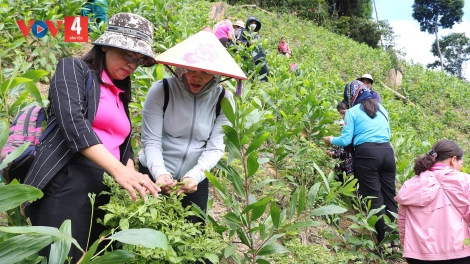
[139,74,233,183]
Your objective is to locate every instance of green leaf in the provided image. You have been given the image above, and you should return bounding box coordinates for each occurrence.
[0,184,43,213]
[203,253,219,264]
[310,205,347,217]
[289,189,298,219]
[246,132,270,156]
[246,151,259,178]
[228,167,245,199]
[221,98,235,125]
[107,228,167,250]
[465,238,470,246]
[24,81,44,107]
[284,220,321,231]
[205,171,226,198]
[0,142,30,171]
[0,119,9,151]
[155,64,164,80]
[8,91,29,116]
[224,212,241,225]
[79,238,100,264]
[49,220,72,264]
[313,162,330,193]
[270,202,280,229]
[253,179,277,191]
[236,228,250,246]
[308,183,321,207]
[0,234,53,263]
[257,242,289,256]
[1,38,25,56]
[21,70,48,83]
[222,125,240,149]
[297,187,306,217]
[0,225,82,251]
[242,196,272,215]
[251,201,269,222]
[89,250,135,264]
[256,258,270,264]
[0,77,31,94]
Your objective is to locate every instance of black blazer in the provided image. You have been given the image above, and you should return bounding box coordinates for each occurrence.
[23,57,133,190]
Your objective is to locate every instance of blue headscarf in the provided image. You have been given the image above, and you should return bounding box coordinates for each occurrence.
[343,80,372,107]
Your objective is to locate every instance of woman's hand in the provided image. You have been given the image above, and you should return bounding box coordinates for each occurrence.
[80,144,161,201]
[176,177,198,195]
[156,174,177,194]
[113,167,161,201]
[326,150,335,157]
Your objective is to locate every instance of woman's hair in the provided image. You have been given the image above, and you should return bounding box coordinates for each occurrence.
[337,101,348,112]
[359,98,378,118]
[414,140,464,175]
[82,45,132,104]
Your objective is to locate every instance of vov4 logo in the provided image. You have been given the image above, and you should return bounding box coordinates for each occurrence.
[17,16,88,42]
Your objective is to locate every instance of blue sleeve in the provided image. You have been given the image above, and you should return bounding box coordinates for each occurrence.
[331,110,355,147]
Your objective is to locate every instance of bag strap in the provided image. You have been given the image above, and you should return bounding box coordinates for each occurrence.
[432,171,470,226]
[377,108,388,122]
[163,78,169,116]
[162,78,225,118]
[39,70,93,142]
[216,88,225,117]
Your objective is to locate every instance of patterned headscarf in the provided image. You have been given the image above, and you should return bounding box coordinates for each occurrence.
[344,80,372,107]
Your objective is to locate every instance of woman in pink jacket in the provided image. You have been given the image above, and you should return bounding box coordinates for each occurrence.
[395,140,470,263]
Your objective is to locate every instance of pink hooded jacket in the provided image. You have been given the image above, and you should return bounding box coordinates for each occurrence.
[395,164,470,261]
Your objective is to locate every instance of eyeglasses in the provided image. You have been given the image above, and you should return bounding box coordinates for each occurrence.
[120,49,148,66]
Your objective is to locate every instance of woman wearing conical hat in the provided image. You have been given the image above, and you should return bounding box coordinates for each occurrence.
[138,30,246,225]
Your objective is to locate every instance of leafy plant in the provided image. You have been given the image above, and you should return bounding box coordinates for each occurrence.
[99,173,225,263]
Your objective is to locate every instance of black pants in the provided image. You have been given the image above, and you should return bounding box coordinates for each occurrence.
[28,154,110,264]
[255,60,269,82]
[138,162,209,225]
[354,142,397,243]
[218,37,229,48]
[407,256,470,264]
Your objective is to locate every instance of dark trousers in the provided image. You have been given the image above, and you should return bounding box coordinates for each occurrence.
[218,37,229,48]
[407,256,470,264]
[256,60,269,82]
[354,142,397,243]
[28,154,110,264]
[138,162,209,225]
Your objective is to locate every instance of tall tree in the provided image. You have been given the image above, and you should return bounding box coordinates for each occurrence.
[427,33,470,79]
[412,0,464,71]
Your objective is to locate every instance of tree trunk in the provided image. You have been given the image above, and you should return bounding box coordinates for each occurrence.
[434,15,444,71]
[372,0,384,48]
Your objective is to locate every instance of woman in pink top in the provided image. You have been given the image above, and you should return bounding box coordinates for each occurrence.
[24,13,160,263]
[213,19,233,47]
[278,36,291,58]
[395,140,470,264]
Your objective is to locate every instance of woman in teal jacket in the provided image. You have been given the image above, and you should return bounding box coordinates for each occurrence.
[324,80,397,246]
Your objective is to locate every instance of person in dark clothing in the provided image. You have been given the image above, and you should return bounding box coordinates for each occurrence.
[326,102,354,181]
[238,16,269,82]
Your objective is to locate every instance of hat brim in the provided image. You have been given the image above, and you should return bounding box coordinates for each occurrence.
[93,31,156,67]
[357,77,373,84]
[155,31,247,80]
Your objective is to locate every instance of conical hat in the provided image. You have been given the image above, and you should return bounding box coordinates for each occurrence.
[155,30,247,80]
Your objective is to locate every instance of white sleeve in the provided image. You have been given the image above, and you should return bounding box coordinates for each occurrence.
[141,81,171,180]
